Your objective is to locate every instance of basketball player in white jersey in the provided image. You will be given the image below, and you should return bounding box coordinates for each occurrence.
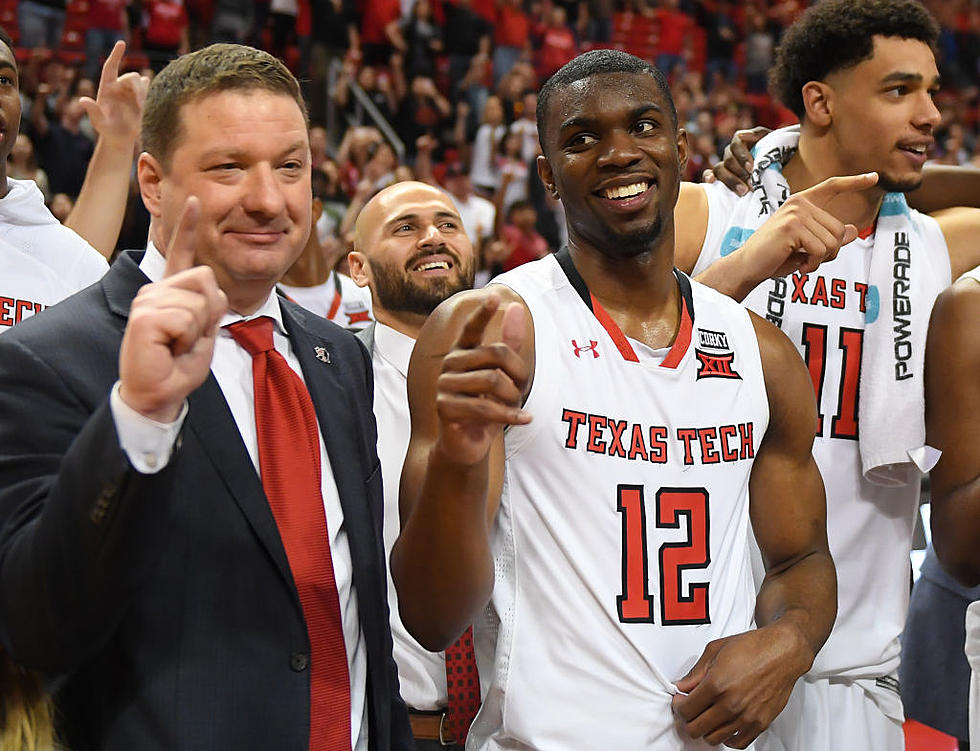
[391,50,840,750]
[670,1,980,749]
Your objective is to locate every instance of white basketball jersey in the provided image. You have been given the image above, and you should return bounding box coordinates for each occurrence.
[469,250,770,750]
[694,181,951,686]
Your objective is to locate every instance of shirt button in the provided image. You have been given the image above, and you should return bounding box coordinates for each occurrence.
[143,453,158,470]
[290,652,309,672]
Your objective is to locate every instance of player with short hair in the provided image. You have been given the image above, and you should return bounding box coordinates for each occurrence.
[672,1,980,748]
[391,49,839,750]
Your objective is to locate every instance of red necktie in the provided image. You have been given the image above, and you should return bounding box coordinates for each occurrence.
[444,626,480,743]
[227,316,351,751]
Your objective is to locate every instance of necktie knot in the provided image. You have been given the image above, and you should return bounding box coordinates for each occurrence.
[227,316,276,356]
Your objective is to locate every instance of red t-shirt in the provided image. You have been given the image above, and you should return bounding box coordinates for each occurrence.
[655,7,691,55]
[145,0,187,47]
[495,4,529,48]
[89,0,127,30]
[502,224,548,271]
[359,0,401,46]
[536,25,576,78]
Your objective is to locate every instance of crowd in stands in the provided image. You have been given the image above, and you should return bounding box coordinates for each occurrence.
[3,0,980,274]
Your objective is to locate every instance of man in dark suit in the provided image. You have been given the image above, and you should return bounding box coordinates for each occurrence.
[0,44,413,751]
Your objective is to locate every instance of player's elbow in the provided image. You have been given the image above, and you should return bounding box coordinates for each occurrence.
[933,539,980,588]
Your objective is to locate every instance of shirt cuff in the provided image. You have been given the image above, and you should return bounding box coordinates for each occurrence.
[109,381,188,474]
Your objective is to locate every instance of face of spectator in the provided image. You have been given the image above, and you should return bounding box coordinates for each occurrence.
[0,42,21,168]
[510,204,537,231]
[537,71,686,260]
[10,133,32,164]
[818,35,940,193]
[76,78,96,100]
[484,96,504,126]
[49,192,73,222]
[349,181,475,325]
[358,66,377,91]
[138,89,312,314]
[310,126,328,158]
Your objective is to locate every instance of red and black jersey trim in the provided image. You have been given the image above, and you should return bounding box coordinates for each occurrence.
[554,246,694,368]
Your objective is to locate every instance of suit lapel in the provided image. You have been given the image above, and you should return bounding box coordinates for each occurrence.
[282,305,377,574]
[184,377,296,592]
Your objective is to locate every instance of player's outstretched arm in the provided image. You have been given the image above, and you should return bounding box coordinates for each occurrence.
[926,276,980,586]
[673,315,835,750]
[691,172,878,302]
[706,129,980,215]
[392,287,533,650]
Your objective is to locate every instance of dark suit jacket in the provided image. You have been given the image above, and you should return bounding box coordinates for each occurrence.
[0,251,413,751]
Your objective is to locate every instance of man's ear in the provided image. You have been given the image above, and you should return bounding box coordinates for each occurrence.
[347,250,370,288]
[676,127,690,173]
[137,152,165,218]
[801,81,833,128]
[537,154,559,199]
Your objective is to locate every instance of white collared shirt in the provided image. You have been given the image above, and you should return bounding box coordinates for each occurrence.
[111,242,369,750]
[371,322,449,710]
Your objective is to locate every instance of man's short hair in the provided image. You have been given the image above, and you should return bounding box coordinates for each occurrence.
[536,49,677,154]
[771,0,939,120]
[141,43,308,170]
[0,26,15,62]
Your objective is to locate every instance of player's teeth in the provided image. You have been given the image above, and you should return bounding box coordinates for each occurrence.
[604,182,647,199]
[416,261,449,271]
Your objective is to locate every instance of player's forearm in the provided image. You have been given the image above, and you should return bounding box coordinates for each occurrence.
[909,165,980,214]
[932,477,980,587]
[65,134,134,259]
[754,549,837,673]
[391,445,494,651]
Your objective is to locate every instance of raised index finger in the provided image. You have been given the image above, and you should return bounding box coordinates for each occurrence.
[100,40,126,91]
[801,172,879,207]
[455,292,502,350]
[163,197,200,278]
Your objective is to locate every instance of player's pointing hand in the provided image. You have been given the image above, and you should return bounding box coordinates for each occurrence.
[434,290,531,467]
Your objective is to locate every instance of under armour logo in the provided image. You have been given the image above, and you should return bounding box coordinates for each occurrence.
[695,349,740,380]
[572,339,599,358]
[314,346,330,364]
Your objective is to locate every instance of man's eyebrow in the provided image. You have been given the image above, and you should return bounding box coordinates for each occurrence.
[198,140,308,161]
[0,61,16,74]
[386,209,462,227]
[559,103,665,131]
[880,71,941,87]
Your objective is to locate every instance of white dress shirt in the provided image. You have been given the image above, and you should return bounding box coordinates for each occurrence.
[111,242,369,750]
[371,322,449,710]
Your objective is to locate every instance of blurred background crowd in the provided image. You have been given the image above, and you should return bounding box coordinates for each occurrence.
[4,0,980,277]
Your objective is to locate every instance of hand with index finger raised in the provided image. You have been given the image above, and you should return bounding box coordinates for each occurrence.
[119,197,228,422]
[737,171,879,283]
[434,292,532,467]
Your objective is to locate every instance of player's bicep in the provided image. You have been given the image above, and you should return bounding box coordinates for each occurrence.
[925,279,980,499]
[747,313,829,572]
[935,207,980,280]
[674,182,709,274]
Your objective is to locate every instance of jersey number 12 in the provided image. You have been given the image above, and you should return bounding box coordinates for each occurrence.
[617,485,711,625]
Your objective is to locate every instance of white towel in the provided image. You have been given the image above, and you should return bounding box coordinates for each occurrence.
[739,126,944,485]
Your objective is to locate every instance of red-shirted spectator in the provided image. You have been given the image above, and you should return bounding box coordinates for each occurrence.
[654,0,692,77]
[493,0,529,84]
[85,0,128,80]
[535,6,576,79]
[143,0,189,72]
[359,0,401,65]
[500,199,548,271]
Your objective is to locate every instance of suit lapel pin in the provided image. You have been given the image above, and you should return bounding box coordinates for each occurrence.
[314,346,330,364]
